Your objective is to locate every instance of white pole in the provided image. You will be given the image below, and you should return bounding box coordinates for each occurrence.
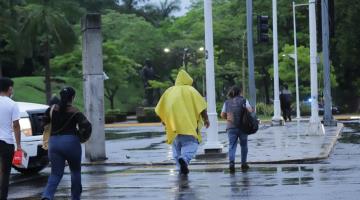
[308,0,324,134]
[272,0,283,125]
[293,1,301,120]
[203,0,222,153]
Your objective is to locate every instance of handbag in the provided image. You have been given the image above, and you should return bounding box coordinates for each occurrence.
[12,150,29,168]
[76,121,92,143]
[239,99,259,135]
[42,105,55,150]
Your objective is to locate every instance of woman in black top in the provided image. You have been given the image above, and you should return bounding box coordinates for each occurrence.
[42,87,91,200]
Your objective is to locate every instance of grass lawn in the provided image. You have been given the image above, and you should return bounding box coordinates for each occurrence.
[12,76,143,113]
[12,76,84,108]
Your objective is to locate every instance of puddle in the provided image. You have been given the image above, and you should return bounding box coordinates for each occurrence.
[338,122,360,144]
[105,132,164,140]
[125,141,166,151]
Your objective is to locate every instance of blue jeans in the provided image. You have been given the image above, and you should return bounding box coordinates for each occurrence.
[42,135,82,200]
[228,128,248,164]
[172,135,199,169]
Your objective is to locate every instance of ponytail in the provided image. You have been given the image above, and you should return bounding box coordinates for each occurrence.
[59,87,76,113]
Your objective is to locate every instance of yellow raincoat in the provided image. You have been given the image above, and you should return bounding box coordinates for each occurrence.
[155,70,207,144]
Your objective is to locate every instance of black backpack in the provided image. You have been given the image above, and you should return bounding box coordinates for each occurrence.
[238,99,259,135]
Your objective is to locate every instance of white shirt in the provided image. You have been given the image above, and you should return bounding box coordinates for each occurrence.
[0,96,20,144]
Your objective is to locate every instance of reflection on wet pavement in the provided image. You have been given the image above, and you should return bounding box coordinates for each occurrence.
[8,122,360,200]
[105,132,164,140]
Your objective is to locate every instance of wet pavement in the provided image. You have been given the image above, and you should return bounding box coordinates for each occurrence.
[8,120,360,199]
[86,120,343,165]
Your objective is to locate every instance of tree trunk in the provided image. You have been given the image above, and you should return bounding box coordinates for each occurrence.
[110,94,114,110]
[44,40,52,104]
[261,65,270,104]
[0,62,3,78]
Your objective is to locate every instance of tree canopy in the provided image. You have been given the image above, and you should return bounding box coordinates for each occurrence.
[0,0,359,112]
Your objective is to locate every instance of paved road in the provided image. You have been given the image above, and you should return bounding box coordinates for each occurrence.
[7,121,360,200]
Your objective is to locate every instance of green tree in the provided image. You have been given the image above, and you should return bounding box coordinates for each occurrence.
[332,0,360,111]
[20,0,77,103]
[103,41,140,109]
[102,10,163,64]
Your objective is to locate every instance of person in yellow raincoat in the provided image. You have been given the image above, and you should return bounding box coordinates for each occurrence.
[155,70,209,175]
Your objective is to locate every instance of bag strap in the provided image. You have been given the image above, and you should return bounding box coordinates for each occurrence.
[49,105,55,120]
[53,111,79,134]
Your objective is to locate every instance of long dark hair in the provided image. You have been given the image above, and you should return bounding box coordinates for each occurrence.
[59,87,76,113]
[227,85,242,99]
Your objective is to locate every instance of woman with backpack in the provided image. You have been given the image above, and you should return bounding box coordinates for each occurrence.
[41,87,91,200]
[221,86,253,173]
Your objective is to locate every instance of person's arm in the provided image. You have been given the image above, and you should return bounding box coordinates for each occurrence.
[13,120,21,151]
[245,100,254,112]
[201,109,210,128]
[220,112,227,119]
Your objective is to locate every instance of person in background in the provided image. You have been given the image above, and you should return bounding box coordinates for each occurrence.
[42,87,91,200]
[221,86,253,173]
[0,77,22,200]
[280,84,292,122]
[155,70,209,175]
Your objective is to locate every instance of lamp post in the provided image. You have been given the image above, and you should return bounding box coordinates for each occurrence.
[308,0,324,135]
[203,0,223,153]
[272,0,283,125]
[292,1,302,120]
[284,53,301,120]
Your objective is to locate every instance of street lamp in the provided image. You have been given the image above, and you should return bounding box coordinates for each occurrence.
[292,1,309,121]
[272,0,283,125]
[163,48,170,53]
[282,53,301,120]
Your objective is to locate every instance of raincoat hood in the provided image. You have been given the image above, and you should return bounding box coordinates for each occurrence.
[155,70,207,144]
[175,70,193,86]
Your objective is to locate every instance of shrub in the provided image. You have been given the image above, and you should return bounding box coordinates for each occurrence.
[300,103,311,116]
[105,109,127,123]
[136,107,161,123]
[256,102,273,116]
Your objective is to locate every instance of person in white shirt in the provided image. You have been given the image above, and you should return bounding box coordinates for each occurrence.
[0,77,22,200]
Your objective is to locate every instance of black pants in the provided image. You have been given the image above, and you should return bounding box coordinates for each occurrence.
[281,103,292,121]
[0,140,14,200]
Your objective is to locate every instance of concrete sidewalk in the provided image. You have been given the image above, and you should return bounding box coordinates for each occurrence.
[83,120,344,166]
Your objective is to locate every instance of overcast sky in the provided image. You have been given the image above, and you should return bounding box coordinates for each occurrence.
[147,0,192,16]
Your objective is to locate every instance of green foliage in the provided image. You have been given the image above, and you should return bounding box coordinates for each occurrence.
[105,109,127,123]
[278,44,338,101]
[102,10,164,63]
[256,102,274,116]
[149,80,172,90]
[1,0,359,112]
[137,107,161,123]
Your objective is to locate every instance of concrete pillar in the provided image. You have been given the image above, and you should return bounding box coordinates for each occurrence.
[81,13,107,161]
